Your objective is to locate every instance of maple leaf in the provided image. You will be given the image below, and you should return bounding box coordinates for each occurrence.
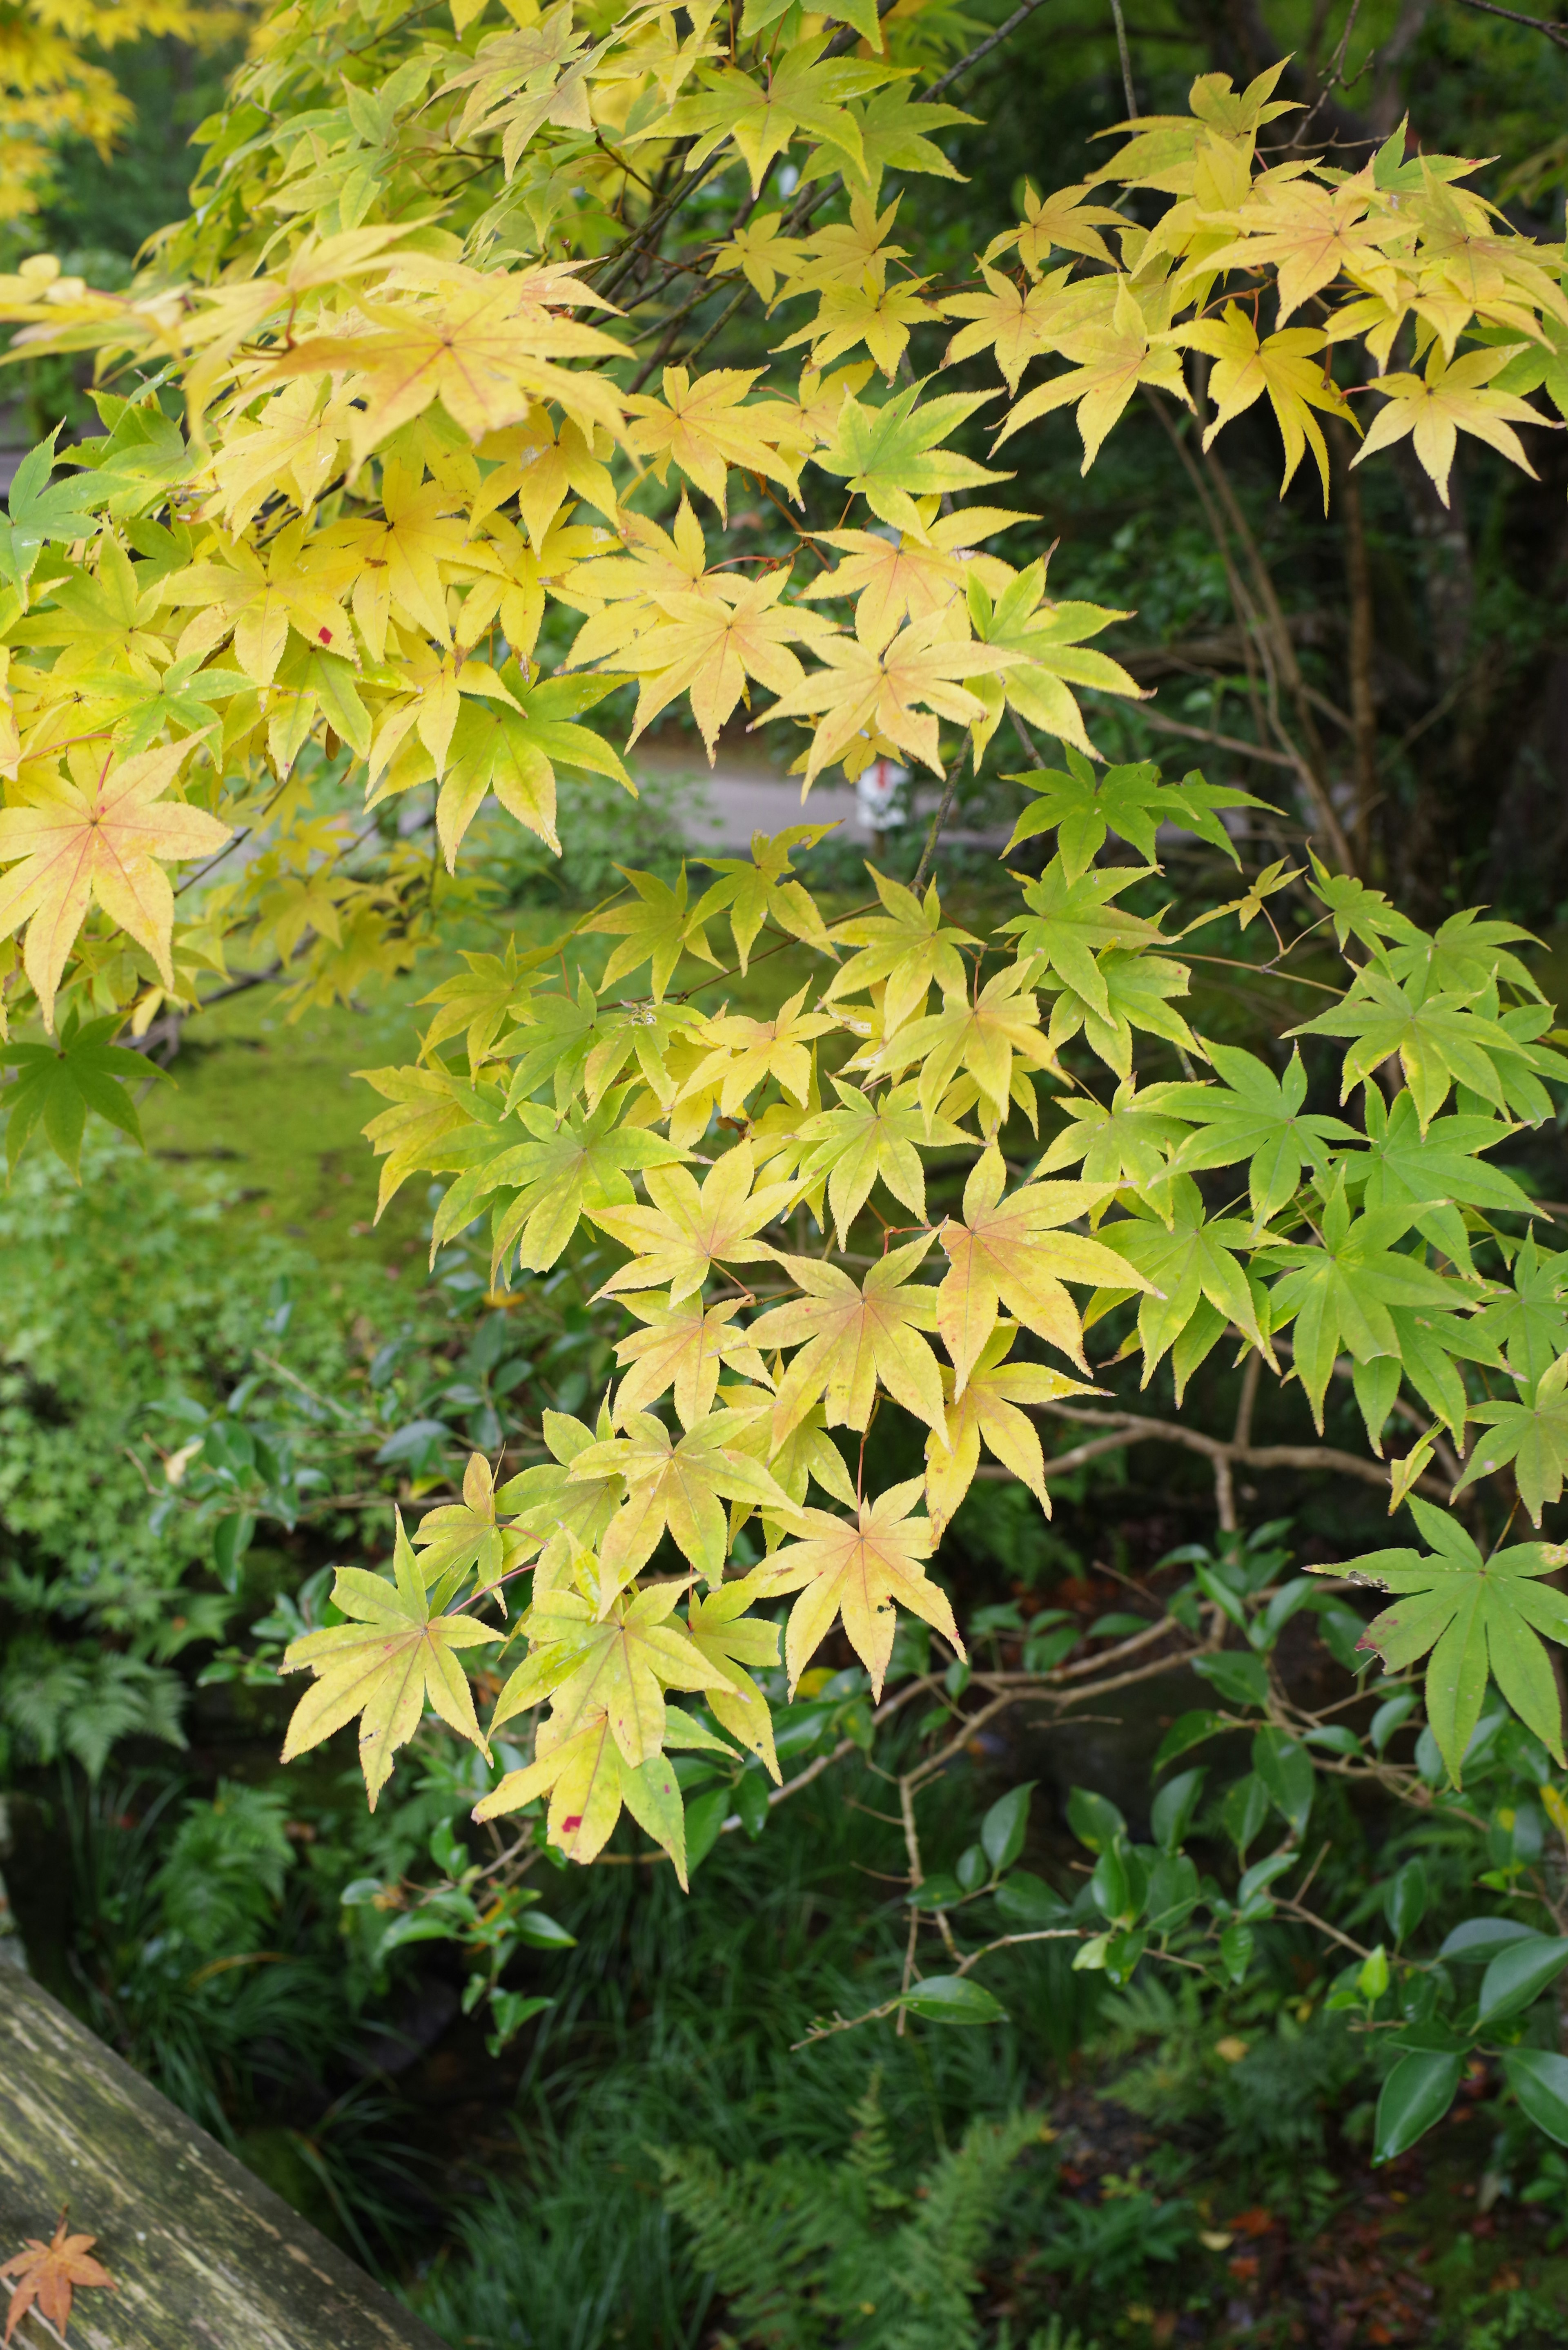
[812,385,1011,536]
[254,274,623,462]
[760,1477,961,1696]
[1163,1041,1358,1230]
[1320,1496,1568,1782]
[476,1699,691,1880]
[1096,1177,1272,1392]
[612,1292,773,1428]
[426,667,630,869]
[825,865,977,1035]
[625,366,806,519]
[0,432,107,599]
[1471,1232,1568,1384]
[1,2211,116,2346]
[698,824,840,970]
[799,505,1025,653]
[1000,859,1164,1020]
[436,7,597,172]
[417,934,560,1075]
[1047,946,1203,1082]
[1262,1175,1464,1434]
[431,1088,690,1269]
[779,268,949,381]
[1456,1353,1568,1525]
[944,265,1077,394]
[1192,176,1396,327]
[749,1235,947,1444]
[0,739,230,1028]
[710,210,813,303]
[795,1075,970,1246]
[658,39,896,195]
[760,609,1022,789]
[924,1322,1097,1534]
[280,1515,499,1807]
[984,180,1123,274]
[0,1008,155,1176]
[621,571,836,760]
[796,83,975,203]
[964,563,1146,761]
[1003,749,1260,877]
[994,276,1189,473]
[359,1061,489,1217]
[592,1138,798,1302]
[163,518,356,687]
[687,1573,784,1778]
[1039,1077,1194,1197]
[1178,307,1355,507]
[489,1571,730,1757]
[1290,968,1530,1130]
[937,1145,1150,1390]
[1340,1086,1535,1278]
[1353,340,1548,509]
[572,1405,793,1600]
[586,863,724,1000]
[679,984,837,1117]
[863,953,1060,1135]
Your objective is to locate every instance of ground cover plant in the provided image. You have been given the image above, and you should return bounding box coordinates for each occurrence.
[14,0,1568,2339]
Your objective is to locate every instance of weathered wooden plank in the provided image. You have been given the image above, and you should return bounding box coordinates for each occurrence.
[0,1967,450,2350]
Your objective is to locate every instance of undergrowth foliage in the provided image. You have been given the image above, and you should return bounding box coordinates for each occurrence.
[9,0,1568,2176]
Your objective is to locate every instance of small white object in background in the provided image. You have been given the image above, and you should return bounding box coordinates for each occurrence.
[855,758,909,834]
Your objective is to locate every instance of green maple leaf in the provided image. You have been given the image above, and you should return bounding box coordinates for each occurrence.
[439,667,632,868]
[280,1514,499,1808]
[999,861,1162,1019]
[1046,946,1201,1079]
[80,655,250,754]
[588,864,724,1001]
[1,1010,159,1176]
[1038,1077,1193,1195]
[1290,969,1529,1130]
[76,398,200,521]
[812,384,1009,535]
[799,85,975,202]
[1456,1351,1568,1524]
[1339,1086,1535,1275]
[1320,1496,1568,1783]
[1097,1176,1270,1393]
[1164,1041,1356,1229]
[0,430,108,591]
[1379,907,1544,1002]
[965,567,1145,763]
[1471,1230,1568,1382]
[430,1086,690,1269]
[1305,856,1424,955]
[1263,1175,1462,1431]
[1003,747,1260,878]
[418,933,563,1074]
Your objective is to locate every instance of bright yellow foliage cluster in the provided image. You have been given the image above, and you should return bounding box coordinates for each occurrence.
[4,1,1568,1863]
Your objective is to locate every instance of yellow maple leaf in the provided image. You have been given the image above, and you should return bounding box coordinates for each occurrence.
[1352,339,1547,507]
[984,181,1123,274]
[1192,171,1397,326]
[625,365,807,519]
[794,1075,971,1246]
[944,265,1076,394]
[622,571,836,760]
[1180,305,1355,507]
[994,275,1190,471]
[280,1514,498,1808]
[657,39,895,196]
[207,377,357,531]
[679,982,838,1115]
[760,1477,962,1696]
[592,1138,798,1301]
[826,863,977,1036]
[759,609,1023,787]
[924,1322,1100,1535]
[800,504,1025,653]
[937,1145,1154,1391]
[0,738,229,1027]
[861,952,1060,1133]
[163,518,356,687]
[750,1234,948,1444]
[612,1292,773,1428]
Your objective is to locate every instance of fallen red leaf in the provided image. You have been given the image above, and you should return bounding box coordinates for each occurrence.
[1,2209,117,2344]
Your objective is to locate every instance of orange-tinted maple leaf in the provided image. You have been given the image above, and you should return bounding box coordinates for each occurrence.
[0,740,230,1028]
[2,2210,117,2345]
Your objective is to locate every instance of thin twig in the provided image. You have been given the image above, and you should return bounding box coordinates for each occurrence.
[924,0,1054,96]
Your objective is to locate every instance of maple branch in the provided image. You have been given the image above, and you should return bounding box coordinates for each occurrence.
[1108,0,1138,113]
[1450,0,1568,45]
[911,766,962,892]
[1134,706,1301,769]
[923,0,1055,96]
